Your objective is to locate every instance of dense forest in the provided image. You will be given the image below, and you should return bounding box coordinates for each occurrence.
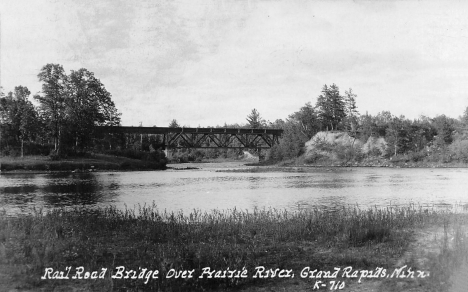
[266,84,468,165]
[1,64,468,167]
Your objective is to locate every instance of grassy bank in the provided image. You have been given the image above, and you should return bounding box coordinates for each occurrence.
[0,154,166,172]
[1,206,467,291]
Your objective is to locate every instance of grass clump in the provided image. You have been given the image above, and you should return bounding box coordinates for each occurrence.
[0,205,465,291]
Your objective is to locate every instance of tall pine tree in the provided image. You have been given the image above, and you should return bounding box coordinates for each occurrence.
[343,88,359,132]
[315,84,345,131]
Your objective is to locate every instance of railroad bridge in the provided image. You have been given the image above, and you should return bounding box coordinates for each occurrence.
[95,126,283,150]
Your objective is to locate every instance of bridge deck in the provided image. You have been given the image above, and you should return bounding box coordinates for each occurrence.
[95,126,283,149]
[95,126,283,135]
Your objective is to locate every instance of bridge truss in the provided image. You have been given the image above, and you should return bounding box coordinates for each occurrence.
[95,126,283,149]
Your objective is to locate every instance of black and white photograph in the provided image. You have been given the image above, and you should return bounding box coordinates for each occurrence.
[1,0,468,291]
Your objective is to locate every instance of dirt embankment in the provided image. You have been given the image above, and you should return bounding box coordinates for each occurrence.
[299,131,468,168]
[302,131,387,166]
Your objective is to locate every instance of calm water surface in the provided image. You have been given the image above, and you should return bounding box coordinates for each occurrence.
[1,163,468,215]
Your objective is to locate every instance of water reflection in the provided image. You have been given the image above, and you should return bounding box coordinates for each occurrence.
[296,195,349,211]
[1,167,468,216]
[43,192,105,206]
[247,176,264,189]
[1,193,37,205]
[287,176,353,189]
[365,175,381,182]
[1,185,39,194]
[0,172,120,213]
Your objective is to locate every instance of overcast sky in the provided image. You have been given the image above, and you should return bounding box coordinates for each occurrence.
[1,0,468,126]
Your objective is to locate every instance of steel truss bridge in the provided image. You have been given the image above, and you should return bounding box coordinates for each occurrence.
[95,126,283,149]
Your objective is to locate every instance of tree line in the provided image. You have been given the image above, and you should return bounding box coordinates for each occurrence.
[266,84,468,164]
[2,70,468,165]
[115,83,468,165]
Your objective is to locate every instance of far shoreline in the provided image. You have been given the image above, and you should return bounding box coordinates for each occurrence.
[0,154,167,174]
[3,154,468,175]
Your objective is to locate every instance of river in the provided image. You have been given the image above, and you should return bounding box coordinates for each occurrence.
[1,162,468,215]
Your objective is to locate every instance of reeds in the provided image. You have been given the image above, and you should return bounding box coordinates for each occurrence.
[0,204,466,291]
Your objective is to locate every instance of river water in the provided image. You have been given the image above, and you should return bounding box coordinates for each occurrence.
[1,163,468,215]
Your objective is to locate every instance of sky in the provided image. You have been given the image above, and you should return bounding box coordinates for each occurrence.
[1,0,468,127]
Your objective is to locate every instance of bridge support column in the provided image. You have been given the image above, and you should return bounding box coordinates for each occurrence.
[258,149,265,162]
[164,149,172,160]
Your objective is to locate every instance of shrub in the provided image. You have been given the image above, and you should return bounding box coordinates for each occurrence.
[25,143,52,156]
[348,224,391,246]
[48,150,60,161]
[449,139,468,163]
[312,137,335,152]
[368,147,383,157]
[119,161,132,170]
[105,149,145,160]
[1,146,20,157]
[304,152,325,164]
[103,148,167,169]
[334,144,363,162]
[407,150,427,162]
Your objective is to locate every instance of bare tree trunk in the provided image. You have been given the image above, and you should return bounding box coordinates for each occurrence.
[57,128,61,156]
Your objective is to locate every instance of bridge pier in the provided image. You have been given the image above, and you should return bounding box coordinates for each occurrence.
[164,149,172,160]
[258,149,265,162]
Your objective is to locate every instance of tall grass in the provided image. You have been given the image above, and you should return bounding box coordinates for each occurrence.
[0,204,465,291]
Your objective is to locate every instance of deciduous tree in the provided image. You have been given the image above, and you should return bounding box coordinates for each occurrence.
[289,102,320,139]
[35,64,121,155]
[36,64,68,155]
[0,86,39,156]
[67,68,120,150]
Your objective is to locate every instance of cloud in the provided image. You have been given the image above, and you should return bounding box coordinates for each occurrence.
[2,0,468,126]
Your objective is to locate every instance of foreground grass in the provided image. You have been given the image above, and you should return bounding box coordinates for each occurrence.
[0,205,467,291]
[0,154,166,172]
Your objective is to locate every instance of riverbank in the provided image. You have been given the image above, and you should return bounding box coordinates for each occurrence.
[0,205,466,291]
[0,154,167,173]
[246,157,468,169]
